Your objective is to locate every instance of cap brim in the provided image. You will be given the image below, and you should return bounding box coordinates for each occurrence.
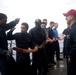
[63,13,69,16]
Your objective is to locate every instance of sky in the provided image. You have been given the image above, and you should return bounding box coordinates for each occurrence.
[0,0,76,33]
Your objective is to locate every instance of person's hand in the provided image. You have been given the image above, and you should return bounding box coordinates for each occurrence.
[38,44,44,49]
[68,57,71,63]
[60,34,67,40]
[46,38,54,43]
[6,50,11,56]
[46,38,51,43]
[15,18,20,24]
[34,46,38,51]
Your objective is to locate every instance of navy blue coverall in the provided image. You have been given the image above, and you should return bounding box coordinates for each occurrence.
[7,30,35,75]
[0,21,18,75]
[29,27,48,75]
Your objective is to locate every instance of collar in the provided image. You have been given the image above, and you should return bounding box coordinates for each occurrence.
[71,22,76,28]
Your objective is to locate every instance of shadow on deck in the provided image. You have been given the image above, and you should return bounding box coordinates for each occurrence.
[47,54,67,75]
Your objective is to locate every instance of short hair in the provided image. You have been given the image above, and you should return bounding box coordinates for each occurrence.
[21,22,29,29]
[0,13,7,20]
[35,19,41,24]
[41,22,46,25]
[43,19,47,21]
[50,21,55,24]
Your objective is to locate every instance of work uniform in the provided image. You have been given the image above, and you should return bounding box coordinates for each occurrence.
[62,28,70,58]
[45,27,55,64]
[7,31,35,75]
[65,22,76,75]
[29,27,48,75]
[0,21,18,75]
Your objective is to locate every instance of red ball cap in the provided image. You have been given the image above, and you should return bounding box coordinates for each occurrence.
[63,9,76,16]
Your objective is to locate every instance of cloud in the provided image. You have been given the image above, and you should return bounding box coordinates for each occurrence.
[0,0,76,33]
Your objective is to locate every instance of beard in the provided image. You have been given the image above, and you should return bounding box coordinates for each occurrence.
[67,17,75,25]
[67,18,73,25]
[67,20,71,25]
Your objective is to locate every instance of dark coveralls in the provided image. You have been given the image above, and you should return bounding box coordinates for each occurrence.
[45,27,55,64]
[29,27,48,75]
[62,28,70,58]
[7,31,35,75]
[0,21,18,75]
[65,22,76,75]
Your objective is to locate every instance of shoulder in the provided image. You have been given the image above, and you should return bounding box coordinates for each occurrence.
[29,27,36,34]
[29,27,35,32]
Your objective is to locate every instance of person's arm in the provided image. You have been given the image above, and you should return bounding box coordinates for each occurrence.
[12,47,38,53]
[4,18,20,31]
[60,34,67,40]
[7,28,16,40]
[60,29,67,40]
